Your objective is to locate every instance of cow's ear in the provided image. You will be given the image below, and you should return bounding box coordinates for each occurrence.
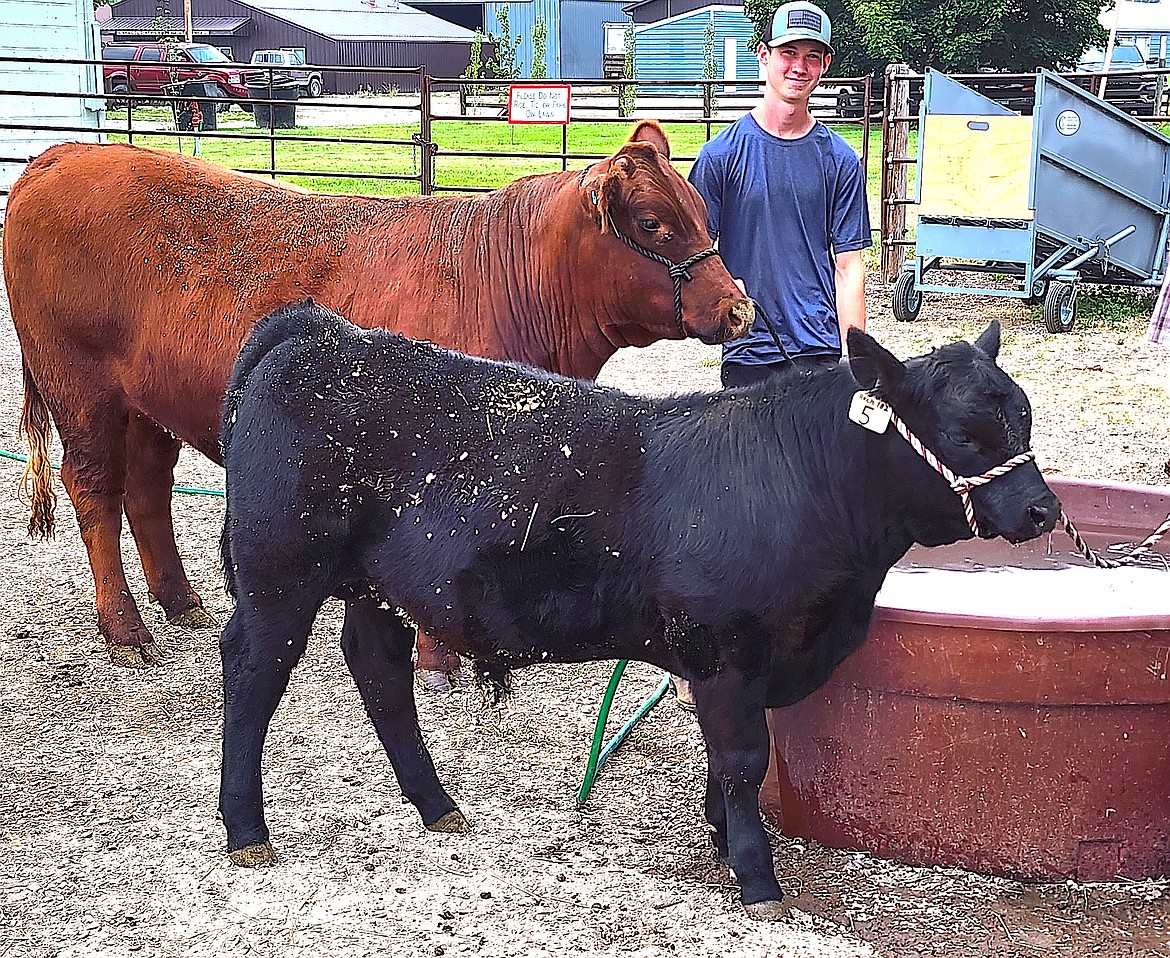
[579,160,611,227]
[847,328,905,392]
[626,120,671,160]
[580,156,637,232]
[973,320,1001,361]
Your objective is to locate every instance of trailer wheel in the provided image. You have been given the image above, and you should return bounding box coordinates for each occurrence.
[892,269,922,322]
[1026,277,1049,305]
[1043,282,1077,334]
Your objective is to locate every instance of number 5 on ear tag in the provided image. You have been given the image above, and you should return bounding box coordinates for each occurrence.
[849,390,893,433]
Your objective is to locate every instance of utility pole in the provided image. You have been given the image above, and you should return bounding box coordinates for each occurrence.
[185,0,193,41]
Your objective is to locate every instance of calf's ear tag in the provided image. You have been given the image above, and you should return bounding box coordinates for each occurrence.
[849,390,892,434]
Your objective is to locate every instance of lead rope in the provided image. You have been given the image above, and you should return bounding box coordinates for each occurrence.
[883,405,1169,567]
[1059,508,1170,568]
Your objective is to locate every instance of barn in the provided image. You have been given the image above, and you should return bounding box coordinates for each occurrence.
[626,0,757,88]
[100,0,479,93]
[0,0,104,215]
[371,0,634,79]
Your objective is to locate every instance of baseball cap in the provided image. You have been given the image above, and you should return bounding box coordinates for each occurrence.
[766,1,834,54]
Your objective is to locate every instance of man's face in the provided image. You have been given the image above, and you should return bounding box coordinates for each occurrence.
[759,38,830,103]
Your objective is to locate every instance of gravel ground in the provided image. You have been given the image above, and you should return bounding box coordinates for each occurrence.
[0,260,1167,958]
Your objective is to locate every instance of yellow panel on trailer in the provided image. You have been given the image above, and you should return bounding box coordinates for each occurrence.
[918,115,1034,220]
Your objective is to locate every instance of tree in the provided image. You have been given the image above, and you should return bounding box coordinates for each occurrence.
[532,16,548,79]
[488,4,523,79]
[741,0,1106,75]
[618,21,637,116]
[702,12,718,81]
[462,30,487,94]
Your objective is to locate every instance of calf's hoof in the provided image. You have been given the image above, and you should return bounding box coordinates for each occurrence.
[169,605,219,630]
[229,841,277,867]
[669,675,697,712]
[426,810,469,833]
[107,641,165,669]
[744,898,789,922]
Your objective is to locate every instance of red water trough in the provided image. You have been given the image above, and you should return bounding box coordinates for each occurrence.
[761,476,1170,882]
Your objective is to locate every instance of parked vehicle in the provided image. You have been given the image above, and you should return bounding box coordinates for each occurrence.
[247,50,324,98]
[101,42,248,110]
[1073,42,1162,116]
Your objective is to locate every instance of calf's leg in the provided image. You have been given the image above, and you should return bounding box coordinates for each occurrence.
[694,671,785,919]
[219,601,318,864]
[340,600,465,830]
[124,412,215,629]
[704,765,729,862]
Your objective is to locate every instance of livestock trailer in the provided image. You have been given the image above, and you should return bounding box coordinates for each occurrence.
[894,69,1170,332]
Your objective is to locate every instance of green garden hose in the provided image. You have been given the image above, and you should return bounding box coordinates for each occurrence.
[0,449,224,497]
[577,661,671,805]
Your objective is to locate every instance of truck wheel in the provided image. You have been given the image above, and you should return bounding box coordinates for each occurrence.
[1043,282,1077,334]
[892,268,923,322]
[108,81,129,111]
[307,77,323,98]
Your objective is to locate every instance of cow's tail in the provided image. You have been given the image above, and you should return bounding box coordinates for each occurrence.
[18,363,58,540]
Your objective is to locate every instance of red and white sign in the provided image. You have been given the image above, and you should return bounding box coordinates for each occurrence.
[508,84,571,124]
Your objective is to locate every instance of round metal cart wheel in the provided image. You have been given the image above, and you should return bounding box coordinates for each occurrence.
[1026,277,1049,305]
[892,269,923,322]
[1043,282,1077,334]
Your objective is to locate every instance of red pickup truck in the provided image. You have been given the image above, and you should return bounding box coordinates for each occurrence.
[102,42,248,108]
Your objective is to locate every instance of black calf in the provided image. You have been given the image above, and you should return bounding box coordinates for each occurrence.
[218,300,1058,917]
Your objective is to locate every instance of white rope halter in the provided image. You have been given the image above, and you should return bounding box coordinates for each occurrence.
[887,412,1036,537]
[848,390,1035,537]
[850,390,1169,564]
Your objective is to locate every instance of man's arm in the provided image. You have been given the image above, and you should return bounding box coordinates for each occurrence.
[835,249,866,350]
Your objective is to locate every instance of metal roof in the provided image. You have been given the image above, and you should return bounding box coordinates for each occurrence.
[101,17,253,36]
[247,0,477,42]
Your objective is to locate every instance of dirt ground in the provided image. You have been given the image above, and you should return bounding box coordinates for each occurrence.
[0,261,1167,958]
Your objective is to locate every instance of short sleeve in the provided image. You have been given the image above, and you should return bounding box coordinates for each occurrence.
[687,147,723,243]
[829,151,872,254]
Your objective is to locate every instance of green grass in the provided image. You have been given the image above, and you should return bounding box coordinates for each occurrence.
[1072,285,1159,328]
[107,107,886,203]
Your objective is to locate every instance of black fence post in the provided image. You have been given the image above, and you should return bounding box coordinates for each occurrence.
[420,69,433,195]
[703,80,713,142]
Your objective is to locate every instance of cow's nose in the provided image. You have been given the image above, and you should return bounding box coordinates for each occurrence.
[728,298,754,338]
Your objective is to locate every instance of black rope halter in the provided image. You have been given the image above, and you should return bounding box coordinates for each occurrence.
[605,215,720,329]
[578,163,721,330]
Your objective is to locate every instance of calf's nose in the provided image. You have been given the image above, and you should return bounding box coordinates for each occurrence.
[1027,497,1059,535]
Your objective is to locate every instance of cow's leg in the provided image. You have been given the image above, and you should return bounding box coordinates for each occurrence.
[219,600,317,865]
[55,402,161,667]
[123,412,215,629]
[340,600,465,830]
[414,627,463,691]
[694,671,784,920]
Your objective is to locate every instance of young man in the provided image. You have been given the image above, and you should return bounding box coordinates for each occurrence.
[669,2,872,710]
[688,0,872,387]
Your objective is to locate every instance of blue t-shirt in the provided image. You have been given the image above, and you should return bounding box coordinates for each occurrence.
[688,114,872,364]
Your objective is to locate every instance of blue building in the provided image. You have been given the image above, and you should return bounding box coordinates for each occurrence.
[416,0,631,78]
[625,0,757,88]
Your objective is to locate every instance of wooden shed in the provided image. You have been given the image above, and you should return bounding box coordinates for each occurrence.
[102,0,480,93]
